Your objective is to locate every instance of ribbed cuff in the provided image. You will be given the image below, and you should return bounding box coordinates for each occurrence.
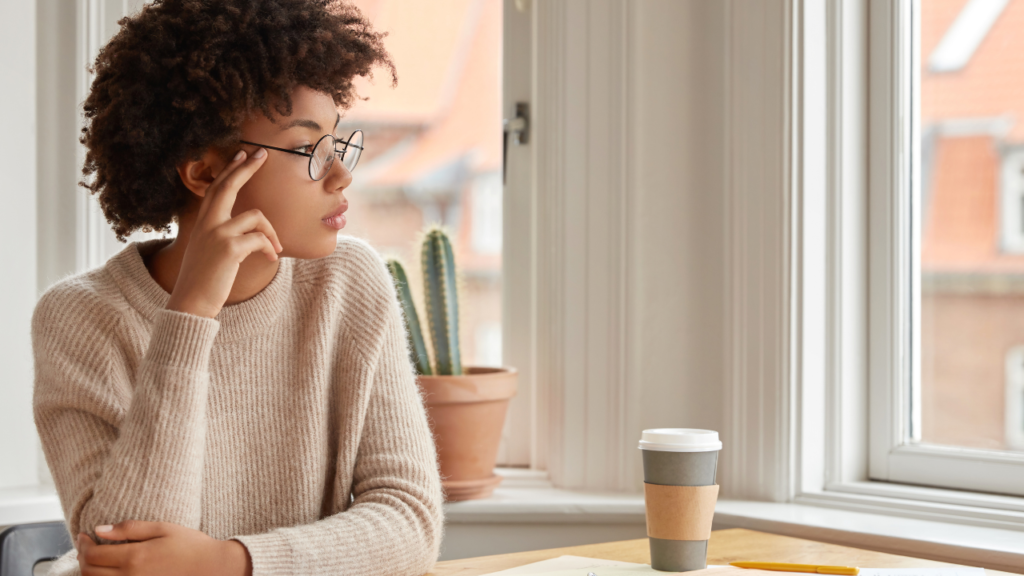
[232,532,297,576]
[145,309,220,371]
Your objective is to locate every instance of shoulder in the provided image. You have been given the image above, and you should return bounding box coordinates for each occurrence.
[293,235,403,351]
[293,235,396,300]
[31,267,130,414]
[33,269,135,435]
[32,266,125,355]
[330,234,393,283]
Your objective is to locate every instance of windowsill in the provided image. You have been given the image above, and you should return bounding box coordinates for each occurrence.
[445,470,1024,573]
[715,500,1024,573]
[0,484,62,527]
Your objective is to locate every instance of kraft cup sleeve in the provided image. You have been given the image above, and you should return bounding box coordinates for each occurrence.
[643,483,719,541]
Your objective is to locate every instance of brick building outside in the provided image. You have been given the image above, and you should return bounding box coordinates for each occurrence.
[921,0,1024,451]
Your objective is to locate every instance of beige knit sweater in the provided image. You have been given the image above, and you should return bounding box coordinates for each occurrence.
[31,236,445,576]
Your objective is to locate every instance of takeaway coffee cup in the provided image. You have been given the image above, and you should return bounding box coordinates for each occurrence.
[639,428,722,572]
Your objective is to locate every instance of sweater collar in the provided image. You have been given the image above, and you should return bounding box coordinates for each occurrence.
[106,238,293,342]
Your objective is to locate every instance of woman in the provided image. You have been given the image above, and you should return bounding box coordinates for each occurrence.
[31,1,444,575]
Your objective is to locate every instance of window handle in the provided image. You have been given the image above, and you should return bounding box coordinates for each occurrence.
[503,102,529,184]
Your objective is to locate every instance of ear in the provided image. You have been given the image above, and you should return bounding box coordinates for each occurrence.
[176,149,228,198]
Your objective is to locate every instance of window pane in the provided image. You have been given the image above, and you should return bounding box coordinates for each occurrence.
[339,0,503,368]
[919,0,1024,452]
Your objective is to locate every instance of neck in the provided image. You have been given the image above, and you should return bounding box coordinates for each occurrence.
[145,214,280,306]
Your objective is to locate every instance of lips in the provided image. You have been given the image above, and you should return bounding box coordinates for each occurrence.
[322,203,348,230]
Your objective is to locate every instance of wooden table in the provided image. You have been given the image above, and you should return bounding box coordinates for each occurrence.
[428,528,1016,576]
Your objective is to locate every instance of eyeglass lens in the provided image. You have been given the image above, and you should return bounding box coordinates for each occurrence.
[309,130,364,181]
[344,130,363,172]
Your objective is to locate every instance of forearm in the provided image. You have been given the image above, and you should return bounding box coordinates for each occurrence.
[75,309,219,541]
[232,485,442,576]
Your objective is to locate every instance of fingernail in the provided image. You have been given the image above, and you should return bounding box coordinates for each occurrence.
[96,525,112,533]
[253,148,267,159]
[233,150,245,161]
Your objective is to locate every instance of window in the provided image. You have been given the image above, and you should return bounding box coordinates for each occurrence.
[868,0,1024,497]
[919,0,1024,454]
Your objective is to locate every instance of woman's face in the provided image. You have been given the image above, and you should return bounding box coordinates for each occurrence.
[231,85,353,260]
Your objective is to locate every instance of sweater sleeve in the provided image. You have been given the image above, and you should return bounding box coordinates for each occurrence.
[231,291,445,576]
[32,289,220,549]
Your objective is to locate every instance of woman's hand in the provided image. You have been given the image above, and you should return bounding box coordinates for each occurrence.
[166,148,283,318]
[77,520,252,576]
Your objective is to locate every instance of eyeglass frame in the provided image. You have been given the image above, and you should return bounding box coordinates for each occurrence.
[238,129,364,181]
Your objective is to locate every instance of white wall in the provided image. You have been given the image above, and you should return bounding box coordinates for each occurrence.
[0,0,39,489]
[526,0,728,492]
[629,0,726,466]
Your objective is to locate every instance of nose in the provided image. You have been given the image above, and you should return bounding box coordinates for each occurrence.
[326,153,353,190]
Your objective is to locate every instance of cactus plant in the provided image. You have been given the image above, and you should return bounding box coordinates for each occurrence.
[421,226,462,375]
[387,226,516,501]
[387,259,432,375]
[385,226,463,376]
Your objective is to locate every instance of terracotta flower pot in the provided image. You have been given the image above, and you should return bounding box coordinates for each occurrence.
[416,366,518,501]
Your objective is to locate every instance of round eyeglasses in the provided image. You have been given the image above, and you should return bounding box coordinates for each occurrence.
[239,129,363,181]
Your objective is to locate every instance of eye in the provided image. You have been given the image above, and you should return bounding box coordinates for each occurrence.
[292,143,314,154]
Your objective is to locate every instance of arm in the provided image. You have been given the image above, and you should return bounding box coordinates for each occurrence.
[33,294,219,546]
[34,147,274,552]
[231,292,445,576]
[36,150,280,576]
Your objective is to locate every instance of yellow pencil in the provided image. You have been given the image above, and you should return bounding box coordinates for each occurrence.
[730,562,860,576]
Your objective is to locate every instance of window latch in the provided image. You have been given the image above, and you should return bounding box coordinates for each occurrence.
[503,102,529,184]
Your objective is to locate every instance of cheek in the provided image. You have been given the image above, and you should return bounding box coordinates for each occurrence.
[234,175,332,254]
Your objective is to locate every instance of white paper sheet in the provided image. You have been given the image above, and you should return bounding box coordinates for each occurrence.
[498,567,679,576]
[860,565,987,569]
[480,555,648,576]
[481,557,989,576]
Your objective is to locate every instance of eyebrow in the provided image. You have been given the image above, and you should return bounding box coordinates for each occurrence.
[280,112,342,133]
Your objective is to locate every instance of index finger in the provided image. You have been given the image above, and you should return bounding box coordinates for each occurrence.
[200,148,268,224]
[194,148,246,223]
[81,539,145,568]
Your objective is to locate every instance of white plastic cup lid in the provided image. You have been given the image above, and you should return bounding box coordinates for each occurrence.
[638,428,722,452]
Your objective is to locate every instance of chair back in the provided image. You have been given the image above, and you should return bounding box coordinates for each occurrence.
[0,522,72,576]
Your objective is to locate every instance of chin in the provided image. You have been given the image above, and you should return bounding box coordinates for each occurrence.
[289,234,339,260]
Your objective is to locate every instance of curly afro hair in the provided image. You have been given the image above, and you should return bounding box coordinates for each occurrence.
[80,0,396,241]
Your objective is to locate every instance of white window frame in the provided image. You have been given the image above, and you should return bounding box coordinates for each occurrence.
[497,0,533,469]
[724,0,1024,530]
[865,0,1024,497]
